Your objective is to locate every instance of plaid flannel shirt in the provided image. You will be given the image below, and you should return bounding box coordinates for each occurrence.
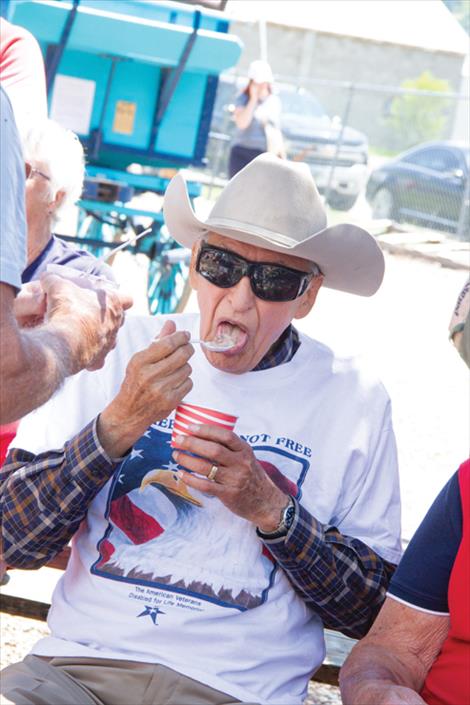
[0,324,396,638]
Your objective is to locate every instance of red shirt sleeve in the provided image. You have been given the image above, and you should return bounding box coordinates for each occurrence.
[0,18,48,136]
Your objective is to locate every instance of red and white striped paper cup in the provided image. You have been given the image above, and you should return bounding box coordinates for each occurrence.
[171,403,238,446]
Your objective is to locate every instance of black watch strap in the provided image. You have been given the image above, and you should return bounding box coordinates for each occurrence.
[257,496,296,539]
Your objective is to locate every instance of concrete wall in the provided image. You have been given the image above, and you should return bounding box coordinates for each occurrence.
[230,21,467,151]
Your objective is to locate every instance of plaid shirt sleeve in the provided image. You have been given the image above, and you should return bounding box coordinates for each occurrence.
[262,498,397,639]
[0,417,121,569]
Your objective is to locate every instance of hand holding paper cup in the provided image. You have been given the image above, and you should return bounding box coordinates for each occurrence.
[171,403,238,447]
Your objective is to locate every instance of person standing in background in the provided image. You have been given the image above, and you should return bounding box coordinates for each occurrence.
[228,60,285,177]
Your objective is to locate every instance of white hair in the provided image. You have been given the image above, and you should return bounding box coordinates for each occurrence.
[23,119,85,222]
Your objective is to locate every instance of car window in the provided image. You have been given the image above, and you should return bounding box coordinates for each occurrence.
[278,89,327,119]
[403,148,460,172]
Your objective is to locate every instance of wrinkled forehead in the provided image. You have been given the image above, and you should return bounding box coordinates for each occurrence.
[204,232,314,272]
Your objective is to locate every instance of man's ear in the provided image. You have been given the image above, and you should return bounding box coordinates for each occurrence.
[293,275,323,320]
[48,189,65,215]
[189,241,202,290]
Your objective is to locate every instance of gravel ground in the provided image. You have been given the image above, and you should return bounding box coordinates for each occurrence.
[0,613,49,672]
[0,614,341,704]
[305,682,341,705]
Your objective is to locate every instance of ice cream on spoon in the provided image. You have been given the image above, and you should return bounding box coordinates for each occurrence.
[192,322,242,352]
[192,332,237,352]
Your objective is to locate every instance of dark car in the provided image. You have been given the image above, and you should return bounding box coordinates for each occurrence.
[366,141,469,233]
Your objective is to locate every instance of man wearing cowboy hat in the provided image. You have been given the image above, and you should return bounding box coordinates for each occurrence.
[1,155,401,705]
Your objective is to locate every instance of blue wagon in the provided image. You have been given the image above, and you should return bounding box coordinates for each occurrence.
[2,0,242,312]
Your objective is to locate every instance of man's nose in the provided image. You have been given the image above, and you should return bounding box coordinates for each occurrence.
[227,275,256,311]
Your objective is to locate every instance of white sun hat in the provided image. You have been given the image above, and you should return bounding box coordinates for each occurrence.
[163,153,385,297]
[247,59,274,84]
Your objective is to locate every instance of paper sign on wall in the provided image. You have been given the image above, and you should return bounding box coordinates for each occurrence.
[113,100,136,135]
[50,75,95,135]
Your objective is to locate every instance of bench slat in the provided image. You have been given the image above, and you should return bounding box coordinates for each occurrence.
[0,594,49,622]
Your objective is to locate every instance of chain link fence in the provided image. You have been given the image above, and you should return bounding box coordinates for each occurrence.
[202,72,469,239]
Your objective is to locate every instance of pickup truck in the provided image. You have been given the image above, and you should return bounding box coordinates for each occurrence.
[210,76,369,211]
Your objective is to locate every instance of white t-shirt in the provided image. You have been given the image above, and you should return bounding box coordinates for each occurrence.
[16,313,401,705]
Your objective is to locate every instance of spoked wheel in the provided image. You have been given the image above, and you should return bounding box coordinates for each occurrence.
[371,188,396,220]
[76,211,125,259]
[147,225,192,314]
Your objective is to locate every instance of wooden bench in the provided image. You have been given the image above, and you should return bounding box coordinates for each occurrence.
[0,548,355,687]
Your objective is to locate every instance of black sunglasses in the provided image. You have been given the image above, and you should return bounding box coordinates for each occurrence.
[196,244,321,302]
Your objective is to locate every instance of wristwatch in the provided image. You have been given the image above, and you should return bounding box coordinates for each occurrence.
[257,496,296,539]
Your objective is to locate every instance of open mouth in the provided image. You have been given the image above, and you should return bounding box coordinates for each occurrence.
[213,321,248,355]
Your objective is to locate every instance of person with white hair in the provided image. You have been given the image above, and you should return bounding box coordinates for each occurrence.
[0,120,117,466]
[228,59,284,177]
[0,87,132,427]
[21,119,114,284]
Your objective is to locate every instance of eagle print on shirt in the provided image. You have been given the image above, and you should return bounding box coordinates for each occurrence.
[92,426,310,611]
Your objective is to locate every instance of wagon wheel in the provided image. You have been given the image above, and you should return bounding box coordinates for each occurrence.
[146,225,192,315]
[75,210,125,259]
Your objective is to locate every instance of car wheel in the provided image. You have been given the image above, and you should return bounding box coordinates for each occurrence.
[326,192,358,211]
[371,188,395,219]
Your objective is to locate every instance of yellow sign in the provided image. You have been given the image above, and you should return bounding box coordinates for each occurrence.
[113,100,136,135]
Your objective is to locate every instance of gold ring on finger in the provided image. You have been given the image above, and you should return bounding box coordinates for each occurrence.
[208,464,219,482]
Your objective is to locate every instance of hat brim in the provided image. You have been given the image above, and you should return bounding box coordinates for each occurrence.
[163,172,384,297]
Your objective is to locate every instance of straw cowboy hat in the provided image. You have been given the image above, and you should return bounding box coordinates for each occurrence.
[163,153,385,296]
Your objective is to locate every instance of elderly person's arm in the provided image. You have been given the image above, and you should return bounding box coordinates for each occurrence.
[0,276,132,423]
[340,468,463,702]
[0,87,132,423]
[0,321,193,568]
[0,418,122,569]
[340,599,449,705]
[259,502,396,638]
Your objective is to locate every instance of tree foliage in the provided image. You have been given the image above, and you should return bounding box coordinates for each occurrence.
[386,71,452,150]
